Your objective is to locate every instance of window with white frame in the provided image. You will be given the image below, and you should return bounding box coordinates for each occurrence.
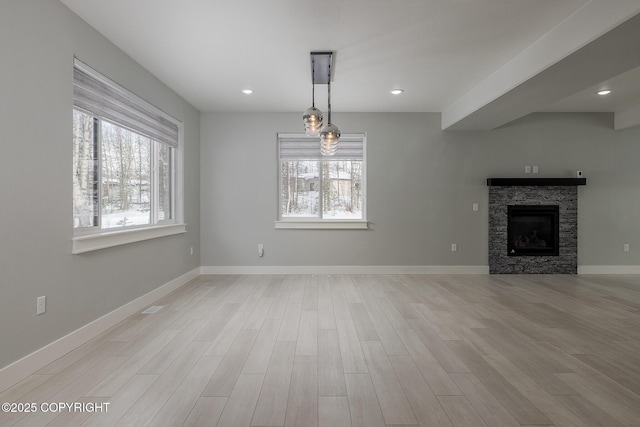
[72,59,183,251]
[277,133,366,228]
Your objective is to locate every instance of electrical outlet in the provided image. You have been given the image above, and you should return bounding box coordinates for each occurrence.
[532,165,539,174]
[451,243,457,252]
[190,246,194,256]
[258,244,264,257]
[472,203,479,212]
[525,165,531,174]
[37,296,46,315]
[624,243,630,252]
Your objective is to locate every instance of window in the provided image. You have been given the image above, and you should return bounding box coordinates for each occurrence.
[72,59,184,253]
[277,133,367,229]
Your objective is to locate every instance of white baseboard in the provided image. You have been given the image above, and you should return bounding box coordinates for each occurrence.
[0,267,201,393]
[202,265,640,275]
[578,265,640,274]
[201,265,490,275]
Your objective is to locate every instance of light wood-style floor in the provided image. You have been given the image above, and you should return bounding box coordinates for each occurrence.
[2,274,640,426]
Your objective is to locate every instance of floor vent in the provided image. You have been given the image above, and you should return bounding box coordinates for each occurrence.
[141,305,164,314]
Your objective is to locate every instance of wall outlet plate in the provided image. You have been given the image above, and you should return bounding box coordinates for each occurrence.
[37,296,46,315]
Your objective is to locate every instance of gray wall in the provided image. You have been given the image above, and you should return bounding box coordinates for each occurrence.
[0,1,200,369]
[201,112,640,267]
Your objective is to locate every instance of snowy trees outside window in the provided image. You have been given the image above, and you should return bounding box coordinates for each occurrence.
[73,109,98,228]
[100,120,151,227]
[278,134,365,221]
[73,109,174,230]
[281,160,363,219]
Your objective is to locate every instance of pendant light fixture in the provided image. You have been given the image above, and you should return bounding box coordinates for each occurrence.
[303,55,323,137]
[319,58,340,156]
[303,52,340,156]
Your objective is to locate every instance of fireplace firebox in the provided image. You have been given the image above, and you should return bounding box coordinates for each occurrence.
[507,205,559,256]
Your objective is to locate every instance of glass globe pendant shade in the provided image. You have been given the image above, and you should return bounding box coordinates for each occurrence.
[303,107,324,137]
[320,143,338,156]
[320,123,340,156]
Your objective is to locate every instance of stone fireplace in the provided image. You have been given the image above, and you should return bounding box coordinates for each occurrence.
[487,178,585,274]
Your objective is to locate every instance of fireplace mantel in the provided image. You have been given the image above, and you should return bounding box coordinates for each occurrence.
[487,178,586,186]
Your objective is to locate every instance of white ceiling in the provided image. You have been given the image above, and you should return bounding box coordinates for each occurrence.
[60,0,640,130]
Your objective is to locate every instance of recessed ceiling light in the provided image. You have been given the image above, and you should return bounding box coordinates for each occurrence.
[597,89,611,96]
[242,89,254,95]
[390,89,404,95]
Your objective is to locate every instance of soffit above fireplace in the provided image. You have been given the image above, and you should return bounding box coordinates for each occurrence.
[486,178,586,186]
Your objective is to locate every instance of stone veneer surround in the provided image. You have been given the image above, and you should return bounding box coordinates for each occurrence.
[489,186,578,274]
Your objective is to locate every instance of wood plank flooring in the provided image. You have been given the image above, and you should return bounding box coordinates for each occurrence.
[2,274,640,426]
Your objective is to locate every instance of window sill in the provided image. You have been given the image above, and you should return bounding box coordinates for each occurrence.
[275,221,368,230]
[72,223,187,254]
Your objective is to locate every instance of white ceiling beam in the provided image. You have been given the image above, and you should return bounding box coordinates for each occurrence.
[615,103,640,130]
[442,0,640,131]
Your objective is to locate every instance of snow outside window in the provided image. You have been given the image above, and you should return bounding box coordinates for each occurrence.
[277,133,366,228]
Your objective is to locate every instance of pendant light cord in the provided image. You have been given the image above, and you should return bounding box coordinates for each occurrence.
[327,61,332,124]
[311,57,315,108]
